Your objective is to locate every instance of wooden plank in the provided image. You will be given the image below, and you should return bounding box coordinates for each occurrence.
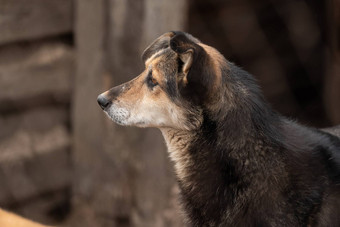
[0,108,71,205]
[0,0,73,45]
[0,41,74,112]
[0,208,52,227]
[71,0,188,226]
[4,189,69,226]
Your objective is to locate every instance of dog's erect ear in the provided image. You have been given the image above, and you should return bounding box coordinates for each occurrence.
[142,32,174,63]
[170,32,219,106]
[170,33,197,73]
[178,50,193,76]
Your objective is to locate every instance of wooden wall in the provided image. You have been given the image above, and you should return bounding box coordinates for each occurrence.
[0,0,74,225]
[71,0,187,226]
[0,0,339,226]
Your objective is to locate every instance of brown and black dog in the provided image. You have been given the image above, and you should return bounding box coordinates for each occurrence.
[97,31,340,226]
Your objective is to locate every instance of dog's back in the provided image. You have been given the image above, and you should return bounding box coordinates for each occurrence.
[279,121,340,226]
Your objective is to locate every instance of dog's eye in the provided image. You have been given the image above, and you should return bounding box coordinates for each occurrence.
[151,77,158,85]
[146,71,158,88]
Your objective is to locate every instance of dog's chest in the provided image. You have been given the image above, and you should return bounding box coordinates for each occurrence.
[160,129,196,179]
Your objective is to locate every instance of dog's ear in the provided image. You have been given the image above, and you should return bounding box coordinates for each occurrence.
[170,33,197,78]
[178,50,193,76]
[170,33,217,105]
[142,32,174,63]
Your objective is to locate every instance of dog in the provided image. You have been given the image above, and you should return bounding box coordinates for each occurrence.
[97,31,340,226]
[0,208,51,227]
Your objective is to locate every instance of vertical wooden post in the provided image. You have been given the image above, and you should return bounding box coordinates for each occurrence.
[72,0,188,226]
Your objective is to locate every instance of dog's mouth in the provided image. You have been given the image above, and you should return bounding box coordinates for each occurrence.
[97,94,131,125]
[103,103,131,126]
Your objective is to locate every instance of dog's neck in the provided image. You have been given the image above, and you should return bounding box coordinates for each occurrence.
[160,128,196,182]
[160,97,285,225]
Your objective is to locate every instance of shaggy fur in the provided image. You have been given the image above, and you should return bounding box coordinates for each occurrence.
[98,31,340,226]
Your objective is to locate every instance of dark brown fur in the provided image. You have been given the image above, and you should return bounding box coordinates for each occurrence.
[98,31,340,226]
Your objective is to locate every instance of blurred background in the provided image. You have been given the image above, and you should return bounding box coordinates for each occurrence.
[0,0,339,226]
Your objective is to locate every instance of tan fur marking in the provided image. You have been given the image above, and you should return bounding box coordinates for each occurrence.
[117,74,145,106]
[161,128,195,183]
[145,49,168,66]
[198,43,226,88]
[198,43,239,111]
[180,50,194,75]
[149,59,164,85]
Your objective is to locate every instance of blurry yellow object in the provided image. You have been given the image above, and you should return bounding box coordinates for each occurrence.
[0,208,52,227]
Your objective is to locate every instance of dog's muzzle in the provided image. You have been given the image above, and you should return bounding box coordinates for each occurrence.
[97,95,111,110]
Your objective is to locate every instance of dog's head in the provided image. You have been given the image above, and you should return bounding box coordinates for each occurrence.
[97,31,226,130]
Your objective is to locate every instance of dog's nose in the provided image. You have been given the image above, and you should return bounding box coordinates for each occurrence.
[97,95,110,109]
